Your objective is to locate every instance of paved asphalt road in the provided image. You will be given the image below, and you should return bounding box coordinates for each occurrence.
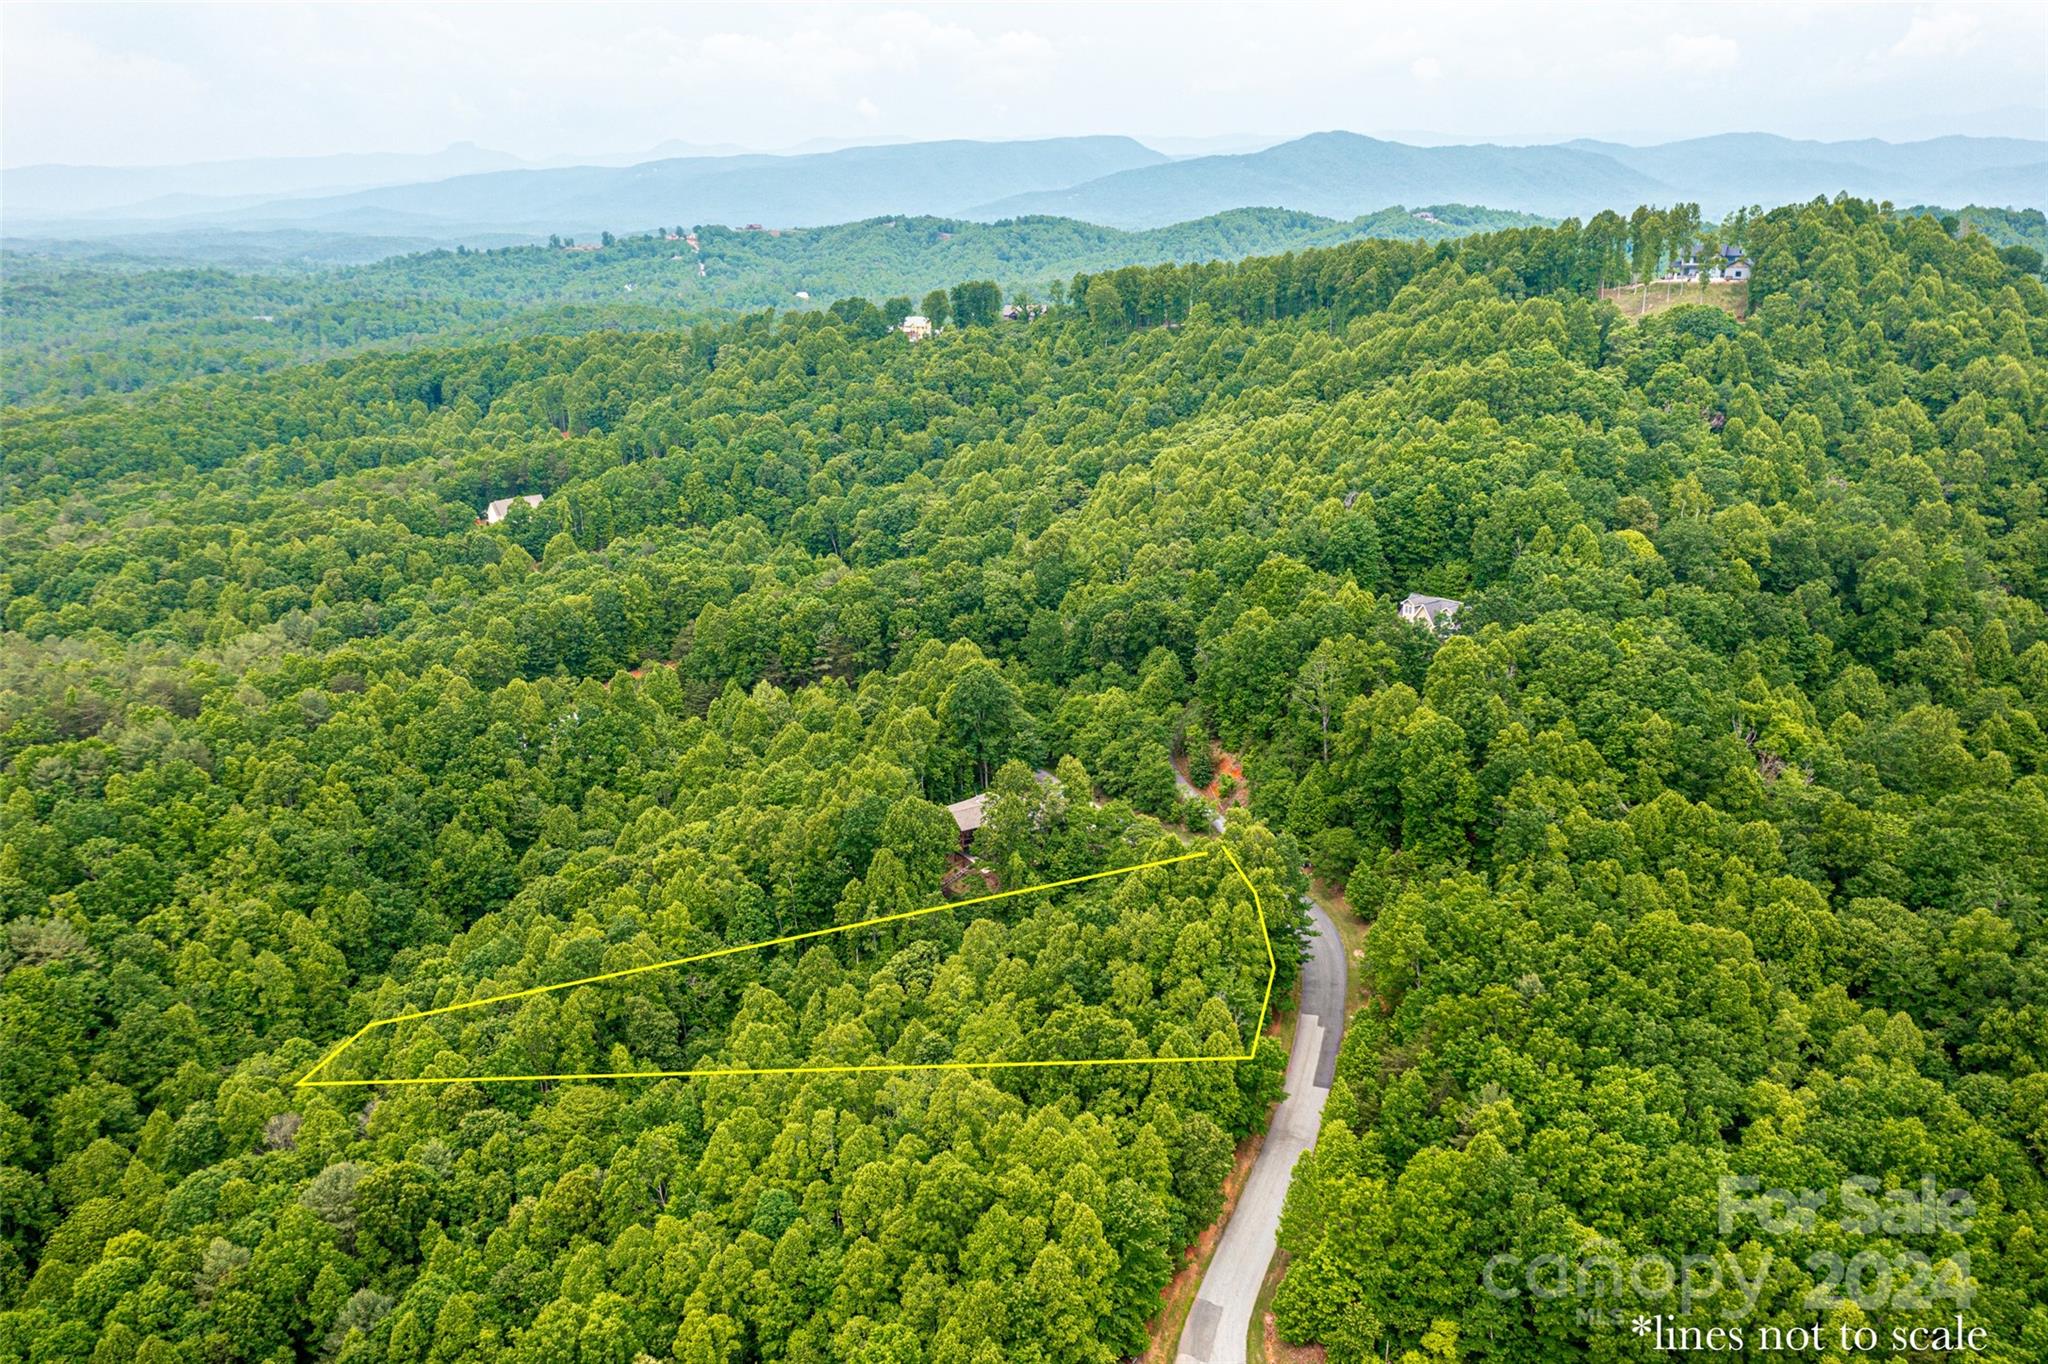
[1170,769,1349,1364]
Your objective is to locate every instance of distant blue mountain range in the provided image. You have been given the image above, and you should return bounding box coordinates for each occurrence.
[6,131,2040,243]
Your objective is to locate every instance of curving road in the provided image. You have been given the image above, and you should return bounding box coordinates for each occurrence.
[1171,770,1350,1364]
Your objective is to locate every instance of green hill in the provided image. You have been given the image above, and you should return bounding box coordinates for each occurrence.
[0,204,1547,405]
[2,197,2044,1364]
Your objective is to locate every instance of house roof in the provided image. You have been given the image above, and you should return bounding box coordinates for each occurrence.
[947,794,989,834]
[484,493,545,524]
[1400,592,1464,628]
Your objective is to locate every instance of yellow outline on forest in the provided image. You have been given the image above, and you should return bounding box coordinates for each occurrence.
[295,844,1275,1088]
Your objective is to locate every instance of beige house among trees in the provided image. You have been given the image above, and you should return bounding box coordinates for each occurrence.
[484,494,545,525]
[1399,592,1463,631]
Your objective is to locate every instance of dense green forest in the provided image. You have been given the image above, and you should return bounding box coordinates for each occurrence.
[2,197,2046,1362]
[1899,205,2048,257]
[0,204,1545,407]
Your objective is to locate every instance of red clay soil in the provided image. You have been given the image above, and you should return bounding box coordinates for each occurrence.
[1262,1304,1326,1364]
[1184,745,1249,808]
[1205,750,1247,806]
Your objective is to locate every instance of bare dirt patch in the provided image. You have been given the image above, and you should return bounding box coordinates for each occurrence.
[1598,279,1748,320]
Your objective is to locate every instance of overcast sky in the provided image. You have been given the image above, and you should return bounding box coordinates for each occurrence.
[5,1,2044,168]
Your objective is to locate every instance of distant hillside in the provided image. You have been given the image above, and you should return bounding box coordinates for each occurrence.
[1931,162,2048,210]
[978,130,2046,228]
[1563,133,2048,212]
[970,132,1662,227]
[679,203,1549,305]
[0,142,524,218]
[0,226,539,270]
[18,138,1172,241]
[1898,205,2048,255]
[0,203,1543,404]
[16,132,2038,247]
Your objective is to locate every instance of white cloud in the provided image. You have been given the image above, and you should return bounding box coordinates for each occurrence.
[1891,10,1981,59]
[1664,34,1741,72]
[1,2,2041,167]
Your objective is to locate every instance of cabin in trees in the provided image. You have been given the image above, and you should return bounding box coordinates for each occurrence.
[484,494,544,525]
[901,314,933,342]
[947,794,988,851]
[950,769,1064,855]
[1399,592,1463,631]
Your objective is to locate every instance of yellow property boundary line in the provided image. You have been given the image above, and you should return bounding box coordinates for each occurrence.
[296,843,1274,1088]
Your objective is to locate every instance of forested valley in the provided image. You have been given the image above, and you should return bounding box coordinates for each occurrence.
[2,197,2046,1363]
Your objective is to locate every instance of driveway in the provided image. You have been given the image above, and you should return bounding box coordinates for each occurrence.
[1172,764,1228,835]
[1174,894,1347,1364]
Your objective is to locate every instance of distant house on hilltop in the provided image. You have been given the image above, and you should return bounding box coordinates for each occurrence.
[1399,592,1463,631]
[484,494,545,525]
[1669,243,1750,282]
[901,314,933,342]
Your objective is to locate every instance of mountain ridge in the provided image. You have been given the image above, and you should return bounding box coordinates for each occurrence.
[1,142,526,217]
[8,131,2040,244]
[974,130,2047,228]
[8,137,1172,240]
[968,131,1667,226]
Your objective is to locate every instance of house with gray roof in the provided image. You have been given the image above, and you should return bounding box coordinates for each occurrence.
[1399,592,1463,632]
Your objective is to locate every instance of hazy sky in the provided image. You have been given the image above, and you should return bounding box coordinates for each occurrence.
[5,1,2044,168]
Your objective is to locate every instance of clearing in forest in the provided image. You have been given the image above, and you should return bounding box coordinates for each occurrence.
[1598,279,1749,320]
